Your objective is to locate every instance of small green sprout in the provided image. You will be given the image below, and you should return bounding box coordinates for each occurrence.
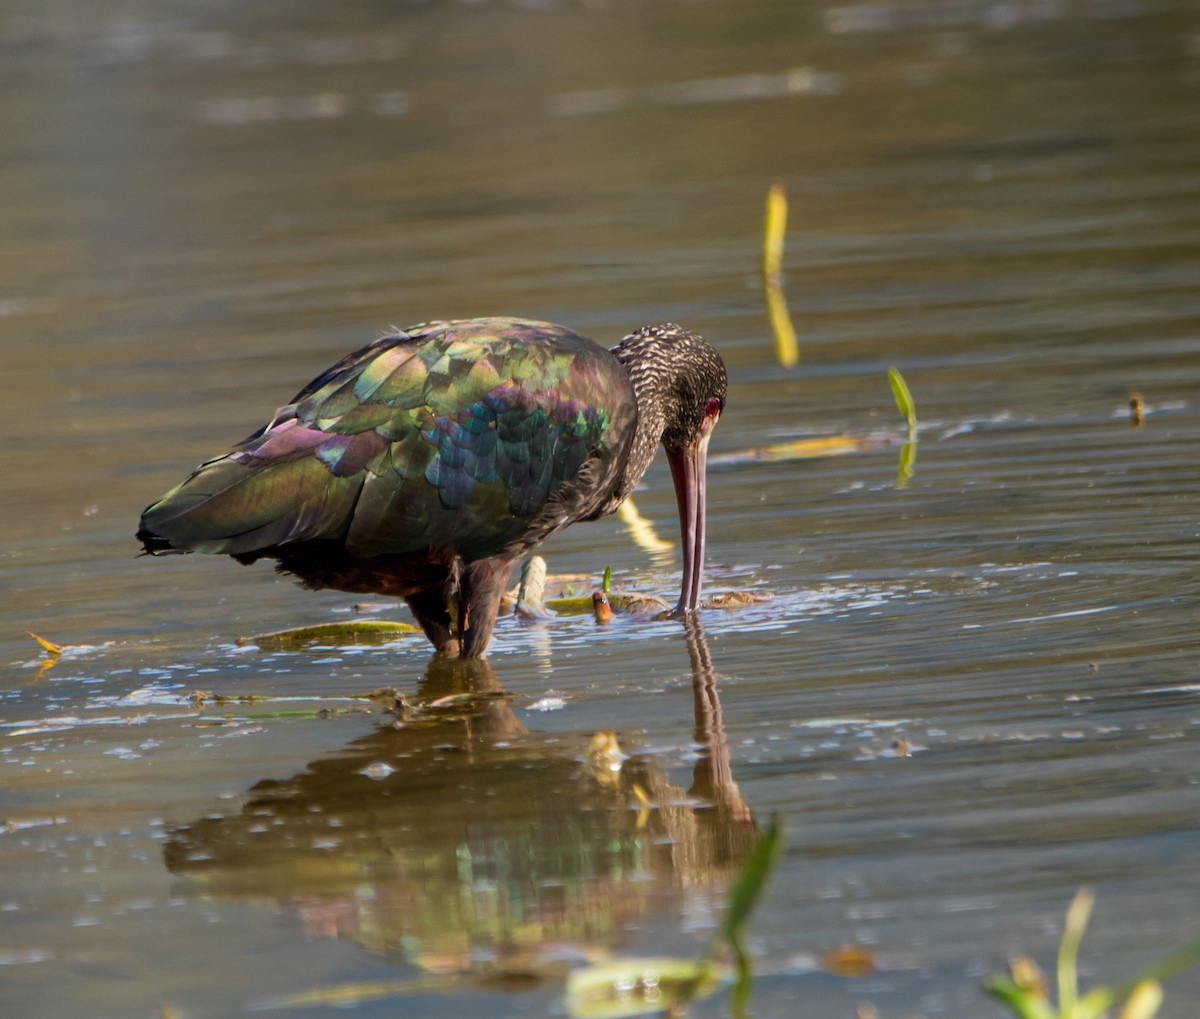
[887,366,917,443]
[887,366,918,487]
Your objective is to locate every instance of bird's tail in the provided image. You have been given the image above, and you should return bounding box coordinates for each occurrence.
[137,414,366,557]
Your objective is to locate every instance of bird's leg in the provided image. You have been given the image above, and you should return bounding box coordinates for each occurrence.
[405,584,460,657]
[458,558,518,658]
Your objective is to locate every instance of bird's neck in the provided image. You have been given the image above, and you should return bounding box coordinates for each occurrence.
[607,339,673,508]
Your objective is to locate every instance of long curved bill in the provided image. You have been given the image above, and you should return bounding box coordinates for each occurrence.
[666,428,714,615]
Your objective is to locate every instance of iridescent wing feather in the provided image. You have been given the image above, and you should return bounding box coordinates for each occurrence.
[138,318,636,561]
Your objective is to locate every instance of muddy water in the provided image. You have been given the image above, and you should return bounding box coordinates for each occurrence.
[4,2,1200,1017]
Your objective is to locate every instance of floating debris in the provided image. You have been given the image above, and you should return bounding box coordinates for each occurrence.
[583,729,624,772]
[350,600,402,614]
[822,944,877,978]
[236,620,420,650]
[25,631,63,656]
[1130,391,1145,427]
[501,568,593,612]
[586,730,626,785]
[702,591,774,609]
[546,590,671,617]
[514,555,552,619]
[361,688,409,713]
[23,632,114,680]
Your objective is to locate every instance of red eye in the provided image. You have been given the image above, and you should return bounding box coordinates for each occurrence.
[705,397,722,417]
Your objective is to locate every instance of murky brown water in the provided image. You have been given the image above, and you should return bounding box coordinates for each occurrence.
[4,2,1200,1016]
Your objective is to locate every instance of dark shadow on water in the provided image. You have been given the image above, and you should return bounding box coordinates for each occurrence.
[164,621,756,989]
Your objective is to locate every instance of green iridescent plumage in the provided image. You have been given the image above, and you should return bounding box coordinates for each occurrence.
[140,319,634,562]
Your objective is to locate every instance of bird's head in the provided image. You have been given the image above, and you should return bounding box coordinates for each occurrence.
[614,323,728,615]
[615,323,727,450]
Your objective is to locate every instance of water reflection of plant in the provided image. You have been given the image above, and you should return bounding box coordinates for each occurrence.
[565,813,781,1019]
[164,621,757,1003]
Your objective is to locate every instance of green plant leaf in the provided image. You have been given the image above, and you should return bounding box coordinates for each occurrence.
[719,814,782,946]
[1058,888,1095,1016]
[985,890,1200,1019]
[716,814,783,1012]
[896,440,917,489]
[887,366,917,442]
[1092,938,1200,1010]
[981,976,1061,1019]
[602,565,612,594]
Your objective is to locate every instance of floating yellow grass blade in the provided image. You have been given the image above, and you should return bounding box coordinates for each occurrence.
[762,181,800,367]
[765,283,799,369]
[26,631,64,656]
[617,497,673,557]
[710,435,867,467]
[762,180,787,285]
[631,782,651,829]
[236,620,420,650]
[256,975,456,1011]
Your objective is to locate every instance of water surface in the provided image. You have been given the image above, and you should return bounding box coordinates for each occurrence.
[3,2,1200,1016]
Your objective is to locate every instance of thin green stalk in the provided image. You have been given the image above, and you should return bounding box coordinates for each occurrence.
[1058,888,1095,1016]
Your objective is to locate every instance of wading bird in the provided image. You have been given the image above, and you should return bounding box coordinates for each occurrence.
[138,317,727,657]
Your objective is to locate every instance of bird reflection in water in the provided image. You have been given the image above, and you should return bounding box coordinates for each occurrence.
[164,620,754,991]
